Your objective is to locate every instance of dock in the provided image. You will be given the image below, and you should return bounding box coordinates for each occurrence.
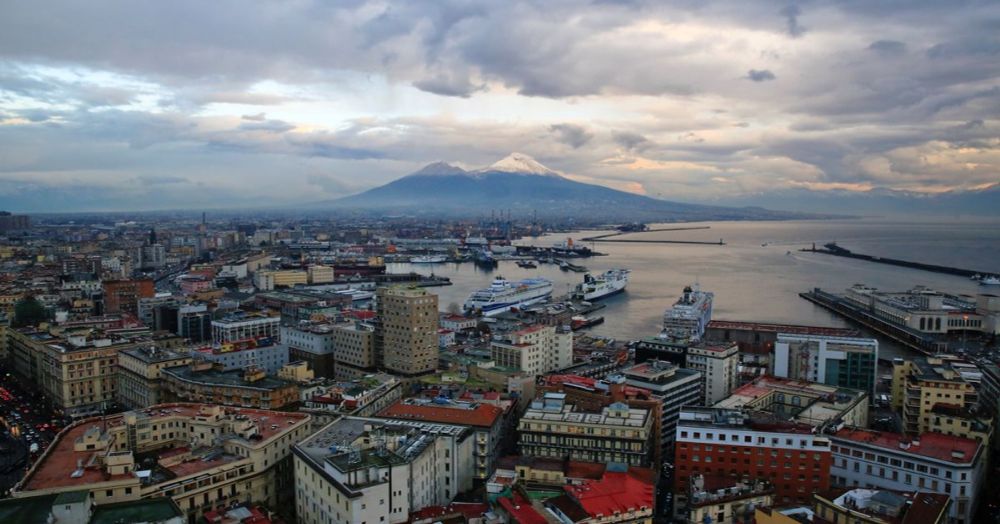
[799,288,939,354]
[585,239,725,245]
[803,243,992,278]
[582,226,711,241]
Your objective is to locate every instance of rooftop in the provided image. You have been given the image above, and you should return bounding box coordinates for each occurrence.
[715,375,866,428]
[161,364,296,391]
[707,320,858,338]
[834,427,981,464]
[90,497,184,524]
[120,345,189,364]
[564,469,655,518]
[19,403,308,493]
[378,399,504,428]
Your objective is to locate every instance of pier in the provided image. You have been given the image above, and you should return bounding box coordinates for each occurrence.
[581,226,711,241]
[799,288,939,354]
[803,242,991,278]
[585,238,725,245]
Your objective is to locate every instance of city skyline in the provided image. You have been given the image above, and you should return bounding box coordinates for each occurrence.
[1,1,998,212]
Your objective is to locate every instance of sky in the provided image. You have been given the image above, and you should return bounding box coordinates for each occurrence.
[0,0,998,212]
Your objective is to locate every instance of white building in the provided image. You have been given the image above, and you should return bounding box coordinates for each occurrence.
[212,313,281,344]
[685,342,739,404]
[830,427,984,524]
[774,333,878,396]
[490,324,572,375]
[195,342,289,374]
[293,417,475,524]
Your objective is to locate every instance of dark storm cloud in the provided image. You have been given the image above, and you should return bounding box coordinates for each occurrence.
[412,72,486,98]
[868,40,907,55]
[746,69,776,82]
[780,4,806,38]
[549,124,593,149]
[613,131,651,152]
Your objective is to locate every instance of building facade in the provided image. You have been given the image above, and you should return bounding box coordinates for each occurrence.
[11,404,311,523]
[685,342,739,404]
[774,333,878,396]
[891,356,977,435]
[518,393,654,467]
[490,324,572,376]
[376,286,439,377]
[830,427,984,524]
[211,314,280,344]
[117,346,191,409]
[159,362,299,409]
[623,360,702,454]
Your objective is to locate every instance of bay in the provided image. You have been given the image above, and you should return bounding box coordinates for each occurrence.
[389,218,1000,360]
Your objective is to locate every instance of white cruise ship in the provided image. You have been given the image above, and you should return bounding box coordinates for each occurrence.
[662,284,713,342]
[572,269,630,301]
[464,276,553,316]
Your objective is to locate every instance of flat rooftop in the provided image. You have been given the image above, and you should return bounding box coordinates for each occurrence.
[717,375,866,426]
[161,365,296,390]
[121,346,188,363]
[707,320,857,338]
[19,403,308,493]
[379,399,503,428]
[834,427,980,464]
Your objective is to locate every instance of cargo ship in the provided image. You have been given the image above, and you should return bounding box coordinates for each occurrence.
[572,269,629,301]
[464,276,553,316]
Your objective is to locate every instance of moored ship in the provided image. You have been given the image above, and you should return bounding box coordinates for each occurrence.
[572,269,630,301]
[464,276,553,316]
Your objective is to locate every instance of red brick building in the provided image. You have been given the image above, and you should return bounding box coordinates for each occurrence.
[674,408,835,510]
[102,279,154,317]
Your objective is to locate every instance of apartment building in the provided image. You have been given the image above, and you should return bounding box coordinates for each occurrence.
[622,360,702,454]
[674,408,834,511]
[518,392,655,467]
[830,427,984,524]
[378,398,505,481]
[159,362,299,409]
[12,404,311,522]
[282,322,375,379]
[102,279,155,317]
[376,286,439,377]
[685,342,739,404]
[891,356,978,436]
[293,417,475,524]
[193,338,289,374]
[490,324,572,375]
[9,328,153,417]
[685,474,774,524]
[117,346,191,409]
[211,313,280,344]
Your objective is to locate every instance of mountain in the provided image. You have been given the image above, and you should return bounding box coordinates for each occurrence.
[323,153,829,222]
[704,185,1000,217]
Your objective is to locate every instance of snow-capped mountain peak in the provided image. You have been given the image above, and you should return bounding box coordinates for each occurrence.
[480,153,556,175]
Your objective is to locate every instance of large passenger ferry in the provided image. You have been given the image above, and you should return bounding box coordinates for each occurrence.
[464,276,553,316]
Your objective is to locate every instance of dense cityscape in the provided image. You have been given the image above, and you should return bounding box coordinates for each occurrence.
[3,1,1000,523]
[0,211,997,524]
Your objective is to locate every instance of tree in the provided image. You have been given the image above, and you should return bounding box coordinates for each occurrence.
[12,295,48,328]
[446,302,461,315]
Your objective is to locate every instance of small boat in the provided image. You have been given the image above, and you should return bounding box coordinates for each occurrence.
[516,260,538,268]
[980,276,1000,286]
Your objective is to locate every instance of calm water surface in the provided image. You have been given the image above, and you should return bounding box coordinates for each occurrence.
[390,219,1000,360]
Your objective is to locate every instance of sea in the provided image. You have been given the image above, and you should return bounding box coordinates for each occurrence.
[388,218,1000,361]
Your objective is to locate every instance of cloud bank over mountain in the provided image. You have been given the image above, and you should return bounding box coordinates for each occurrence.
[0,1,997,213]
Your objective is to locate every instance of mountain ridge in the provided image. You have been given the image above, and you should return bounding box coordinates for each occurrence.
[320,154,836,222]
